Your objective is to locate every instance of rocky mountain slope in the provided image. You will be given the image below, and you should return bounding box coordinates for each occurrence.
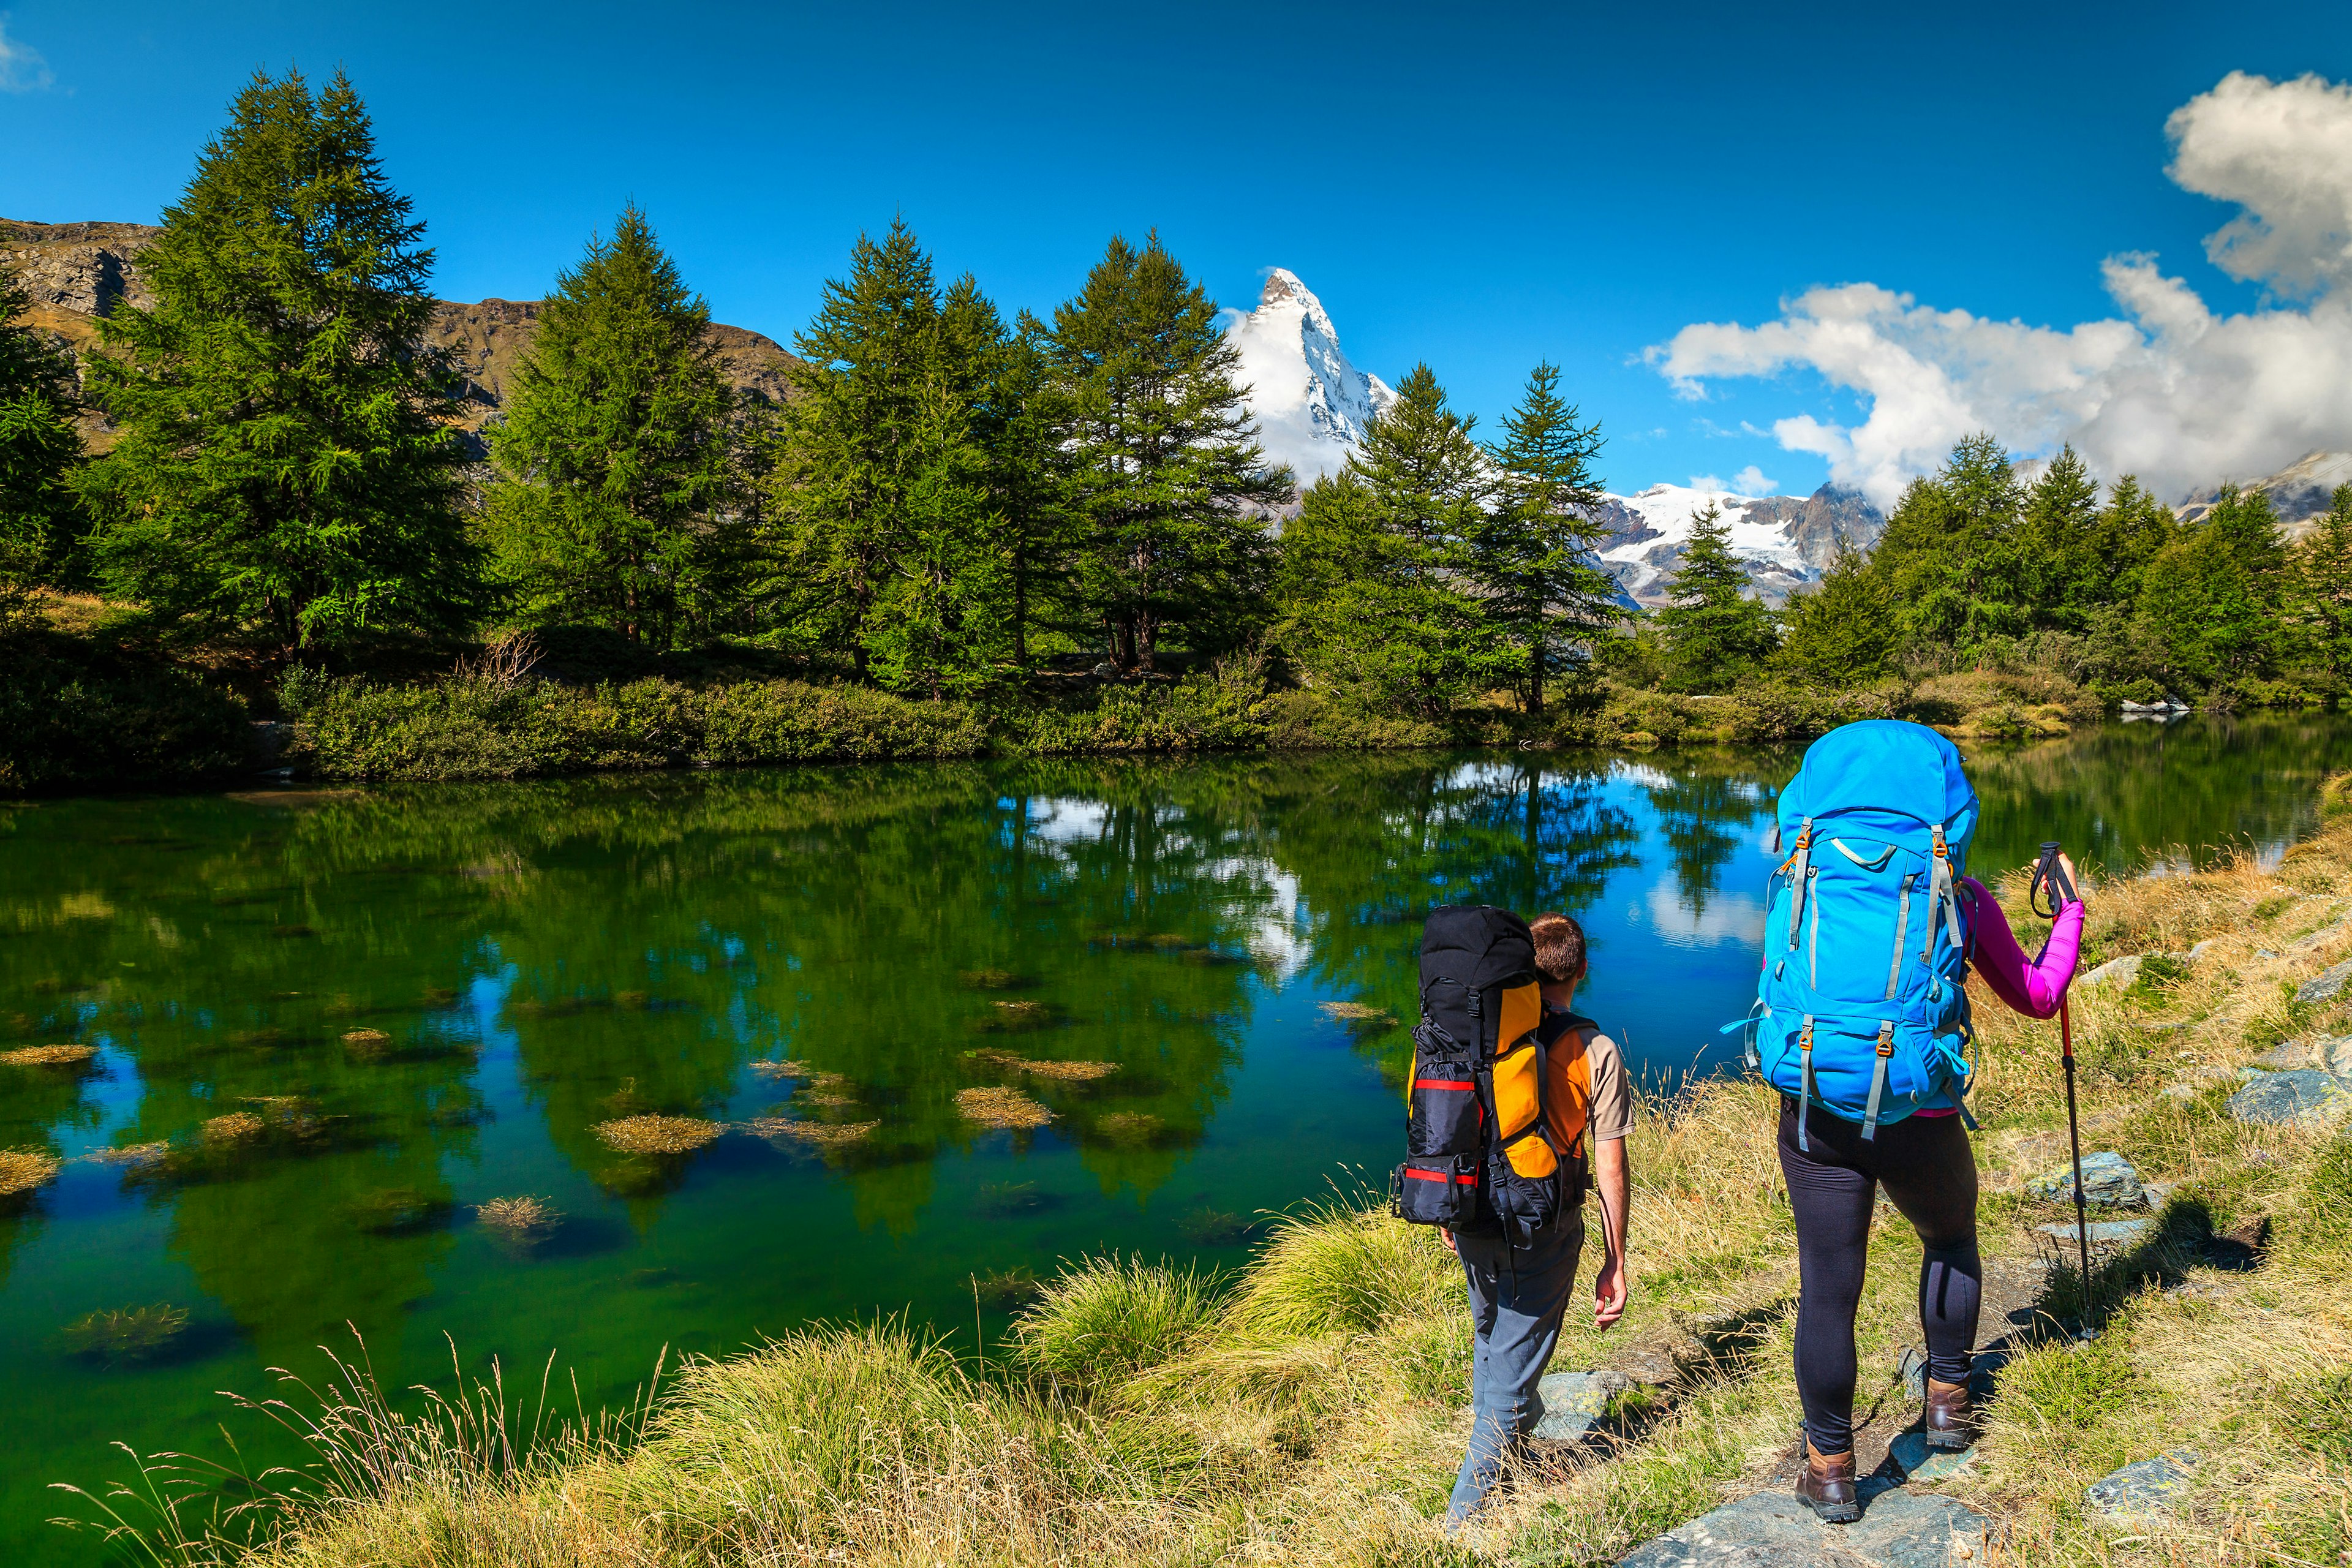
[1,218,797,450]
[1591,481,1886,608]
[2179,450,2351,537]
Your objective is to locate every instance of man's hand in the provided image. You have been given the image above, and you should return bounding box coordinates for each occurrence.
[1593,1252,1627,1328]
[1438,1226,1458,1254]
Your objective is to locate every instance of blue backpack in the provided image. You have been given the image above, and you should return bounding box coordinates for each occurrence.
[1740,721,1981,1147]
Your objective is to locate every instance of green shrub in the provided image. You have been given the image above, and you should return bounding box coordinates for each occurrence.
[0,634,249,794]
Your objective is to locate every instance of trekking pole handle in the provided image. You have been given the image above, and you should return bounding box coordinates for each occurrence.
[2030,840,2078,919]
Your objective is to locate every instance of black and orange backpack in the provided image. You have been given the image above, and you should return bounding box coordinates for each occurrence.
[1389,905,1588,1243]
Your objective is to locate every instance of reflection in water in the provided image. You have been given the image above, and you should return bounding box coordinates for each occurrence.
[1,714,2348,1564]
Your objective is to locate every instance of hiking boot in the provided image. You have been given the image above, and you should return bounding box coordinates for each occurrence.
[1796,1439,1860,1523]
[1923,1376,1978,1452]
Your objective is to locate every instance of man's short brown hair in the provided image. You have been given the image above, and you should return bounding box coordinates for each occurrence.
[1529,911,1586,984]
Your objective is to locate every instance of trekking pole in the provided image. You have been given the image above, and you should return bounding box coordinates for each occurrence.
[2032,842,2094,1334]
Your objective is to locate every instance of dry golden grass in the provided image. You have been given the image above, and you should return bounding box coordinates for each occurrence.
[0,1043,97,1068]
[475,1196,562,1238]
[955,1086,1054,1131]
[744,1116,881,1148]
[594,1115,723,1156]
[0,1147,61,1197]
[200,1112,266,1145]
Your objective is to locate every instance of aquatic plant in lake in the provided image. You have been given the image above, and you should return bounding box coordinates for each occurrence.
[594,1115,723,1155]
[956,1087,1053,1130]
[742,1116,880,1149]
[56,1303,188,1366]
[748,1058,810,1079]
[0,1044,97,1069]
[0,1148,61,1199]
[473,1194,563,1251]
[347,1187,454,1235]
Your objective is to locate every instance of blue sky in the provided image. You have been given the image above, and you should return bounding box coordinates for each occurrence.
[4,1,2350,500]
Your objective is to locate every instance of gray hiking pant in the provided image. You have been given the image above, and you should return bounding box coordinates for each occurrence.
[1447,1212,1586,1523]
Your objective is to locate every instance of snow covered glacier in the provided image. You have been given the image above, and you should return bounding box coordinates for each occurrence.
[1224,268,1395,483]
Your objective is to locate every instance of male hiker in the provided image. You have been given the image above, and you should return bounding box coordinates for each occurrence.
[1432,910,1632,1526]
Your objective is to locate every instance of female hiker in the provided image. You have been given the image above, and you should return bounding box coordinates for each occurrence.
[1742,720,2084,1523]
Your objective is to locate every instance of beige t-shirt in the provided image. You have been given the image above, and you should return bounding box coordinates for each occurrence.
[1544,1009,1634,1153]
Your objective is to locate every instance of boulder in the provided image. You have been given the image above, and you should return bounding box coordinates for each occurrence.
[2227,1070,2352,1125]
[1619,1487,1988,1568]
[2318,1035,2352,1076]
[2076,954,2143,989]
[2027,1150,2144,1208]
[2299,959,2352,1004]
[2084,1452,2196,1528]
[1529,1369,1627,1441]
[2290,921,2347,953]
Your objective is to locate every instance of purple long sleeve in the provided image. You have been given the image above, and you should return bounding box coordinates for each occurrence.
[1959,876,2082,1018]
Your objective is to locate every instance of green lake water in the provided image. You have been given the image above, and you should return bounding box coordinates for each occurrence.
[1,714,2346,1561]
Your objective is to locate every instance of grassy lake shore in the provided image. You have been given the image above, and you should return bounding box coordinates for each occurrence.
[60,782,2352,1566]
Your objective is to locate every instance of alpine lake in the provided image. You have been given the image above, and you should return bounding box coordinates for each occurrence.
[2,714,2348,1562]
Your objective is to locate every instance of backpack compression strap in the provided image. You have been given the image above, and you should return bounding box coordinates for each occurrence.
[1795,1015,1817,1152]
[1783,820,1814,952]
[1929,825,1961,949]
[1861,1019,1896,1140]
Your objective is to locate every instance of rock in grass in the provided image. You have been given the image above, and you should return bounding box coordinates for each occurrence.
[2027,1150,2143,1208]
[2318,1035,2352,1076]
[2035,1218,2157,1248]
[1528,1370,1627,1441]
[2076,954,2144,989]
[2298,959,2352,1004]
[2226,1069,2352,1125]
[1619,1486,1988,1567]
[2084,1452,2196,1527]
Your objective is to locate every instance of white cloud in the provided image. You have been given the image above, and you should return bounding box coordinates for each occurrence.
[1646,71,2352,508]
[1683,466,1777,497]
[0,15,52,93]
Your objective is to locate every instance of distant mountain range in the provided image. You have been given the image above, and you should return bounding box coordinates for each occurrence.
[0,218,796,456]
[7,224,2342,600]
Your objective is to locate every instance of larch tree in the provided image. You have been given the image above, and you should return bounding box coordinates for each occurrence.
[77,69,474,655]
[1049,232,1289,671]
[0,262,83,616]
[1654,501,1775,687]
[484,206,739,649]
[1474,361,1615,714]
[2294,483,2352,680]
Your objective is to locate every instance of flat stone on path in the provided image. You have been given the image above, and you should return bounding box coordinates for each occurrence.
[1619,1487,1988,1568]
[2226,1070,2352,1126]
[2298,959,2352,1004]
[2026,1150,2143,1208]
[2084,1452,2196,1528]
[1529,1369,1627,1441]
[1888,1430,1981,1485]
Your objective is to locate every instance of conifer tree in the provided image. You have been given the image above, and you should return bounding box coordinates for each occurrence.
[485,206,739,648]
[979,314,1079,667]
[76,69,473,654]
[1776,544,1899,685]
[2136,485,2288,684]
[1868,432,2026,651]
[775,218,993,683]
[1654,501,1775,688]
[0,263,83,615]
[2021,443,2101,631]
[1276,366,1506,714]
[2293,483,2352,680]
[1049,233,1288,669]
[1474,361,1616,714]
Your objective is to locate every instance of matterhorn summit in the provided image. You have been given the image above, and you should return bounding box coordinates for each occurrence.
[1224,269,1395,482]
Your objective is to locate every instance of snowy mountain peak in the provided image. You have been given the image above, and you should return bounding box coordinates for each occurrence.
[1225,268,1395,483]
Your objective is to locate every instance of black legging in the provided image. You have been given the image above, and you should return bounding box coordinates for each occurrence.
[1778,1096,1981,1457]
